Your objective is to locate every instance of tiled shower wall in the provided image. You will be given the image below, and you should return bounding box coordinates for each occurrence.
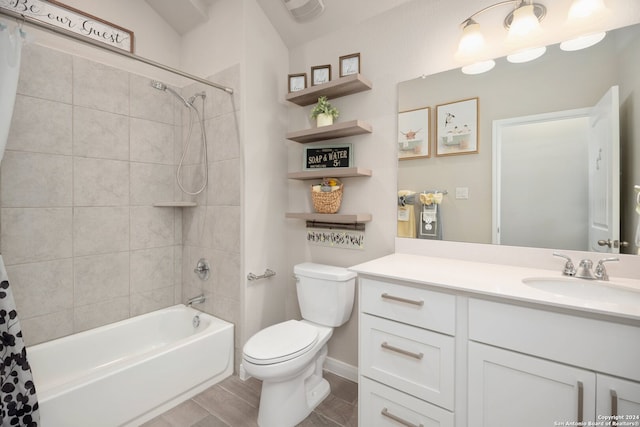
[0,43,241,348]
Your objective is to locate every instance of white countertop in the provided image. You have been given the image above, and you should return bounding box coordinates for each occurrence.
[350,253,640,322]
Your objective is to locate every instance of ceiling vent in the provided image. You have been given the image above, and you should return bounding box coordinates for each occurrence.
[283,0,325,22]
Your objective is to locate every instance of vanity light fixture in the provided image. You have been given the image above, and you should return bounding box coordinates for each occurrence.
[560,0,608,51]
[456,0,546,66]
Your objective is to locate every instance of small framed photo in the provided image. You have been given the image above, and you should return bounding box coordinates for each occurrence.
[288,73,307,93]
[435,97,479,156]
[398,107,430,160]
[339,53,360,77]
[311,65,332,86]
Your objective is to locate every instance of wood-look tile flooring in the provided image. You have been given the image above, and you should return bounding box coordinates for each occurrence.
[142,371,358,427]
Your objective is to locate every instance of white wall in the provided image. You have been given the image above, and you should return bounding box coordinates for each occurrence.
[286,0,640,367]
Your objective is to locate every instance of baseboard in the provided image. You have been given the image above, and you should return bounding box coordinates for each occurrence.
[324,357,358,383]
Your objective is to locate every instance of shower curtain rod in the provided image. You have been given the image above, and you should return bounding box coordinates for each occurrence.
[0,9,234,94]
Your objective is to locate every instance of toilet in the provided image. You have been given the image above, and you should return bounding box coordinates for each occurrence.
[241,262,356,427]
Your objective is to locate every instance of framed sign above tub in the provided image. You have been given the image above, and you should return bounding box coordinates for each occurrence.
[0,0,135,52]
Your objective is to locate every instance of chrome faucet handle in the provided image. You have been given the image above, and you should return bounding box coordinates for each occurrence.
[594,257,619,281]
[552,252,576,276]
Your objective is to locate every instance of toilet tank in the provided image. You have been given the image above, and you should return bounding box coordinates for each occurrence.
[294,263,356,327]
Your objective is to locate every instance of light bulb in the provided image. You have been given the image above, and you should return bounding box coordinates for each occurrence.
[456,20,486,60]
[508,3,541,41]
[568,0,606,20]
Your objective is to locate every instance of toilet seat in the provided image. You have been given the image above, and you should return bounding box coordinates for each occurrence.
[243,320,319,365]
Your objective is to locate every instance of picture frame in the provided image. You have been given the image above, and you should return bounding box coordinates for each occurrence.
[288,73,307,93]
[435,97,479,156]
[303,143,353,170]
[339,53,360,77]
[311,65,332,86]
[397,107,430,160]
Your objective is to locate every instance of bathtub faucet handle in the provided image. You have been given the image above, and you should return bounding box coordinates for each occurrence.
[194,258,210,281]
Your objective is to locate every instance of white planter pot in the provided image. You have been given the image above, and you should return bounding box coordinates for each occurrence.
[316,113,334,127]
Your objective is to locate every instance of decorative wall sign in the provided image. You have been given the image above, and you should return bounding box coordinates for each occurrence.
[307,228,365,250]
[435,97,479,156]
[398,107,430,160]
[0,0,134,52]
[311,64,331,85]
[304,144,353,170]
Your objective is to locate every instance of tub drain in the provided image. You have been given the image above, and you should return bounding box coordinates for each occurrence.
[192,315,200,328]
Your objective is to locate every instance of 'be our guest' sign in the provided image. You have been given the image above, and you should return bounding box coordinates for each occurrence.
[304,144,353,170]
[0,0,134,52]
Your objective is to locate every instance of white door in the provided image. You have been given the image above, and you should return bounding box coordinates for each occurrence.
[596,374,640,420]
[588,86,620,253]
[468,342,596,427]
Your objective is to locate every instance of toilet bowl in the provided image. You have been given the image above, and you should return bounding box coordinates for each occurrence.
[241,263,356,427]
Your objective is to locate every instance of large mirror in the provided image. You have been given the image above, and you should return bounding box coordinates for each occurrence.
[397,23,640,255]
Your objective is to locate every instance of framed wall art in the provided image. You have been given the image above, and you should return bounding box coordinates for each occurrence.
[311,65,331,86]
[397,107,430,160]
[339,53,360,77]
[288,73,307,93]
[303,144,353,170]
[435,97,479,156]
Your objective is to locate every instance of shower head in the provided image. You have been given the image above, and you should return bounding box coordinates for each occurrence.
[150,80,191,108]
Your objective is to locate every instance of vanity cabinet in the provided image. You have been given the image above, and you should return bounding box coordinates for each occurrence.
[358,278,456,426]
[356,268,640,427]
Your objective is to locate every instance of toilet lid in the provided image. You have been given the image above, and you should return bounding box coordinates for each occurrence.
[243,320,319,365]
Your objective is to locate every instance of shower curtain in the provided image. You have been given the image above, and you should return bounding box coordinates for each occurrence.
[0,256,39,426]
[0,23,24,164]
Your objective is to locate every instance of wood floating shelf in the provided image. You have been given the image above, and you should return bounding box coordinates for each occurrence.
[287,167,372,180]
[286,120,372,143]
[153,201,197,207]
[286,74,373,106]
[285,212,372,223]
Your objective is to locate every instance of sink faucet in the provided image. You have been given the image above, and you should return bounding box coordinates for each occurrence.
[553,253,619,281]
[576,259,596,279]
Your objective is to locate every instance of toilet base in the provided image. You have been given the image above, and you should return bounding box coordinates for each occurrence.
[256,346,330,427]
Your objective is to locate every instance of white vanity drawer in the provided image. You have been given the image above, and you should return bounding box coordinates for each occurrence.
[360,313,455,410]
[469,298,640,382]
[360,377,454,427]
[360,277,456,335]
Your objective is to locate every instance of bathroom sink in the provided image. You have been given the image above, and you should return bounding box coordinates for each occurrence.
[522,277,640,305]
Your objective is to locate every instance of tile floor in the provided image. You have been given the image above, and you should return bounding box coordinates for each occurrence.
[142,371,358,427]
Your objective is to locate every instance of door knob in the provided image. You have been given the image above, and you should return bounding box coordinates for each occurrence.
[598,239,629,248]
[597,239,613,248]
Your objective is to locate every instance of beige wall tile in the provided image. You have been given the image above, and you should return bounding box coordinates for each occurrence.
[130,118,175,164]
[74,252,130,306]
[130,246,174,293]
[73,57,129,115]
[130,206,174,250]
[1,151,72,207]
[74,157,130,206]
[74,296,130,332]
[7,259,73,319]
[73,207,130,256]
[18,44,72,103]
[130,286,174,316]
[7,96,72,155]
[73,106,129,160]
[212,206,241,254]
[130,162,174,206]
[208,159,240,207]
[21,309,74,346]
[1,208,72,264]
[208,112,240,162]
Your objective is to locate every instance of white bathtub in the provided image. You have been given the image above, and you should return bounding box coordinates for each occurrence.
[27,304,234,427]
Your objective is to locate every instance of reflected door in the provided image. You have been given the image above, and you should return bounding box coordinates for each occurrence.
[588,86,620,253]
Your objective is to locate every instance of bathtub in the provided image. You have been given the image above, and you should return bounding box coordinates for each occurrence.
[27,304,234,427]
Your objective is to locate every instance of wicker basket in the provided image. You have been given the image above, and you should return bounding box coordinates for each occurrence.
[311,184,343,214]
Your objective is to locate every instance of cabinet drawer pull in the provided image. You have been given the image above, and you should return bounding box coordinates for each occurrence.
[381,293,424,306]
[381,341,424,360]
[577,381,584,423]
[381,407,424,427]
[611,389,618,417]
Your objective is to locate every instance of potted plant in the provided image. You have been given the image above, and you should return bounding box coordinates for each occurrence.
[310,96,339,127]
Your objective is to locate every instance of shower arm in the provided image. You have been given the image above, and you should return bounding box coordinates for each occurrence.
[0,8,233,95]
